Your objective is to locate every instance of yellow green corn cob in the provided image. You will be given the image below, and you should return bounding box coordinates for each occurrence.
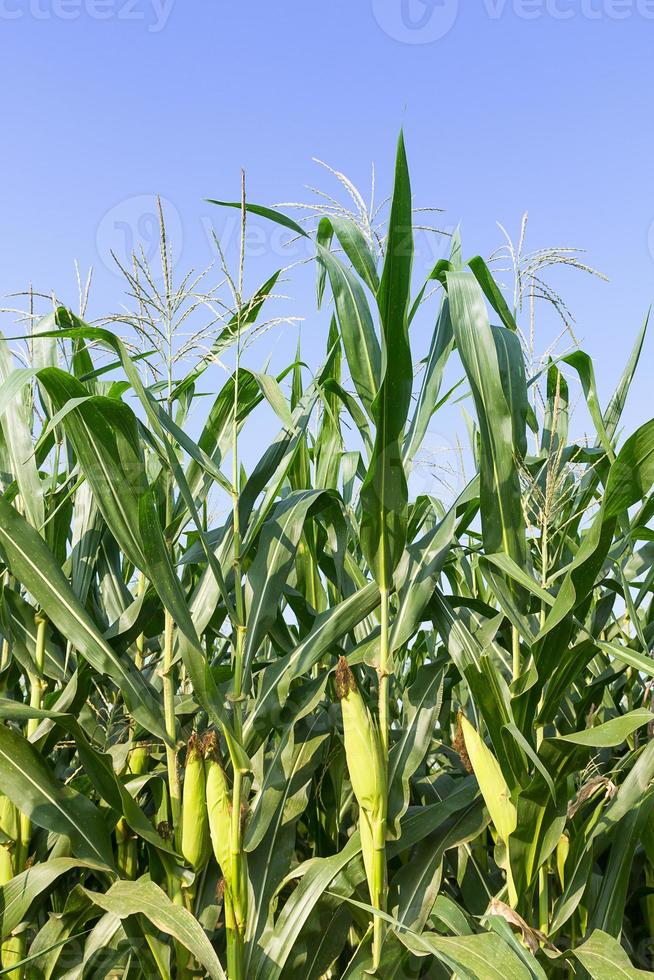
[117,745,150,879]
[1,934,23,980]
[459,714,516,843]
[0,794,19,843]
[335,657,387,957]
[0,844,13,888]
[181,734,210,872]
[0,797,23,980]
[204,732,232,877]
[204,731,247,964]
[1,794,25,973]
[127,743,150,777]
[335,657,386,817]
[459,712,518,905]
[556,832,569,888]
[116,818,138,880]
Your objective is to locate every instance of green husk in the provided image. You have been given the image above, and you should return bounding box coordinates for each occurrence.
[181,733,211,872]
[204,731,247,961]
[204,732,232,877]
[335,656,387,959]
[0,934,23,979]
[335,657,386,817]
[117,744,150,879]
[0,794,19,842]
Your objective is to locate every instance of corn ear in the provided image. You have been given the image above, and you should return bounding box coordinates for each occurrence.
[459,713,517,843]
[0,846,13,887]
[205,732,248,940]
[127,743,150,776]
[335,657,385,817]
[116,817,138,880]
[461,715,517,913]
[1,934,23,979]
[0,813,21,975]
[204,732,232,877]
[556,832,569,888]
[0,795,19,842]
[181,734,210,872]
[335,656,387,937]
[115,746,149,879]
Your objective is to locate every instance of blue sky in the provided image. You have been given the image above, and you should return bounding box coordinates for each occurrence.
[1,1,652,489]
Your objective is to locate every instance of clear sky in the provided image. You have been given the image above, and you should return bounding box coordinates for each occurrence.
[1,1,652,491]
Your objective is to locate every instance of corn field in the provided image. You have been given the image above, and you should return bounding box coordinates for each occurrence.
[1,133,654,978]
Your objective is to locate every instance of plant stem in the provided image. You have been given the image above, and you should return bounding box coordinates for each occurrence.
[18,612,47,872]
[535,522,549,750]
[159,285,183,847]
[538,866,549,935]
[0,574,10,675]
[378,588,390,756]
[163,608,181,846]
[371,812,387,968]
[28,613,46,735]
[225,169,248,980]
[135,571,145,671]
[373,586,391,967]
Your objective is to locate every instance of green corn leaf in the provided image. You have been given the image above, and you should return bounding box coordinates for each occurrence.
[0,725,114,869]
[0,336,44,531]
[82,879,227,980]
[447,272,528,585]
[327,216,379,294]
[0,858,106,941]
[553,708,654,747]
[0,494,167,741]
[403,289,454,464]
[572,930,652,979]
[604,417,654,518]
[244,489,342,684]
[398,930,532,980]
[387,664,444,838]
[360,132,414,589]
